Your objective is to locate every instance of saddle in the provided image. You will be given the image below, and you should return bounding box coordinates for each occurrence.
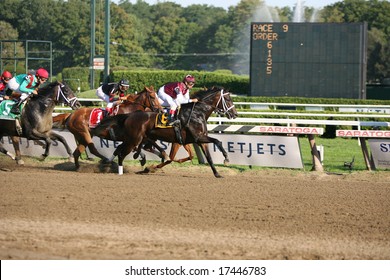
[155,112,184,144]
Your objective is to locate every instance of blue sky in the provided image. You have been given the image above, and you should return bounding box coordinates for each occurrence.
[115,0,340,10]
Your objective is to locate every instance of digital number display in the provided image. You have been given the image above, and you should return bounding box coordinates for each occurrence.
[250,23,367,99]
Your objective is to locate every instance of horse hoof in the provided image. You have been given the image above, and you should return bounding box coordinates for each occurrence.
[223,159,230,166]
[143,167,151,173]
[16,159,25,165]
[140,158,146,166]
[214,173,223,178]
[68,156,75,163]
[39,155,47,161]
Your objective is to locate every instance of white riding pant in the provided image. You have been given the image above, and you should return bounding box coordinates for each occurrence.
[158,88,189,111]
[95,86,110,103]
[8,78,31,101]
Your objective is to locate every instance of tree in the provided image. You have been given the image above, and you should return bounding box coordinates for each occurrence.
[0,21,25,73]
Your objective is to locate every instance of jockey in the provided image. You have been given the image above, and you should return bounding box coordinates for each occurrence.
[96,79,129,115]
[157,74,198,126]
[0,70,12,102]
[8,68,49,114]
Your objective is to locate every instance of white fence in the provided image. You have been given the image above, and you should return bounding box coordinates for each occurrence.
[50,99,390,171]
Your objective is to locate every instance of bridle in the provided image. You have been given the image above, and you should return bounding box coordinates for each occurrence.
[146,91,161,112]
[197,89,235,116]
[56,83,79,108]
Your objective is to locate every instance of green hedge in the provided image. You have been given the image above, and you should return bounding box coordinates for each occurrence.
[59,67,249,94]
[110,70,249,94]
[59,67,103,93]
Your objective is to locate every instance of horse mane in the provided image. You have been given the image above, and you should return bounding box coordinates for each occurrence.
[191,86,225,100]
[123,86,155,103]
[37,81,61,98]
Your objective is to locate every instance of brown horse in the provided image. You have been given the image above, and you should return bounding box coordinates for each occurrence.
[92,87,238,178]
[0,81,81,164]
[56,86,164,169]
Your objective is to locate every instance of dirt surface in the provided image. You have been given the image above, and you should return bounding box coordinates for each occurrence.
[1,155,390,260]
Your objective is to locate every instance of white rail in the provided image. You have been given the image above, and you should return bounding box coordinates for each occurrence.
[54,99,390,128]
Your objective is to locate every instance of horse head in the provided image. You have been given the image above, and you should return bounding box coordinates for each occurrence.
[38,81,81,110]
[136,86,163,112]
[194,87,238,119]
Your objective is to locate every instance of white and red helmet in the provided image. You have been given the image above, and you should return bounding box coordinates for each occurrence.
[1,70,12,80]
[183,74,195,84]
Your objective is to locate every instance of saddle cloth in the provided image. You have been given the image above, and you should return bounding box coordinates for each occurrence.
[89,108,105,128]
[0,100,21,119]
[155,112,172,128]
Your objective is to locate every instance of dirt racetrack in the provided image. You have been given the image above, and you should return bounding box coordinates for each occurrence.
[1,155,389,260]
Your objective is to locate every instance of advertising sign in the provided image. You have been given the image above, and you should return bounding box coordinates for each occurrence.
[1,131,304,169]
[207,133,303,168]
[368,139,390,169]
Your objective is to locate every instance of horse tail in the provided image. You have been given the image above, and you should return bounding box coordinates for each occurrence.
[52,113,71,130]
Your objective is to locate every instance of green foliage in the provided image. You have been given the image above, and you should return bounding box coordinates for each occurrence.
[1,0,390,83]
[108,69,249,93]
[61,67,103,92]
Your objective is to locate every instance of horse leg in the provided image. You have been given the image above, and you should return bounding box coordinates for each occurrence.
[142,139,169,162]
[203,136,229,165]
[40,139,52,161]
[198,142,222,178]
[73,142,85,170]
[11,136,24,165]
[48,131,73,161]
[0,138,17,161]
[133,145,146,166]
[115,141,136,175]
[173,143,194,164]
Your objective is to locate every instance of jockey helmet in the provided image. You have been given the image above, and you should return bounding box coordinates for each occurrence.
[1,71,12,80]
[119,79,130,87]
[183,74,195,84]
[36,68,49,79]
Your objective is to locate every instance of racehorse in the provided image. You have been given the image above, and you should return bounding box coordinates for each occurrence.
[92,87,238,178]
[0,81,81,164]
[56,86,164,170]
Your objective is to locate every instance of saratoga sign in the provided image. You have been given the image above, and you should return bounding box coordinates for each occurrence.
[336,130,390,138]
[258,126,323,135]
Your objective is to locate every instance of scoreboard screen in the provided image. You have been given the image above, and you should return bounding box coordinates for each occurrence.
[250,23,367,99]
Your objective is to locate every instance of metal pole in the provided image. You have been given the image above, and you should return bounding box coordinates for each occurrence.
[90,0,96,89]
[104,0,110,83]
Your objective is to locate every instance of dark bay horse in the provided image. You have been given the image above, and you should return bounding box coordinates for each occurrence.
[0,81,81,164]
[56,86,164,169]
[93,87,238,178]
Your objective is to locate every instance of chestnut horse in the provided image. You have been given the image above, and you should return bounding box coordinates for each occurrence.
[0,81,81,164]
[92,87,238,178]
[56,86,164,169]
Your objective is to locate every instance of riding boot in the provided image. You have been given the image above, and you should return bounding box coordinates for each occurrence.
[10,100,22,115]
